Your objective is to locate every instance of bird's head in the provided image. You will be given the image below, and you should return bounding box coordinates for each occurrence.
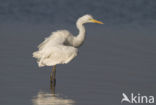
[78,14,104,24]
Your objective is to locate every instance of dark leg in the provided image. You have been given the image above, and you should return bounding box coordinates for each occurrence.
[50,65,56,88]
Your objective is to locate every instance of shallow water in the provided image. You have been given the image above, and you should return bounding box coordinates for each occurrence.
[0,23,156,105]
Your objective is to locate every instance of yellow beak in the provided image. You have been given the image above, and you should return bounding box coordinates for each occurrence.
[90,19,104,24]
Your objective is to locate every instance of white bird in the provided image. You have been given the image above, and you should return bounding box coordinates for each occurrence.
[32,14,103,83]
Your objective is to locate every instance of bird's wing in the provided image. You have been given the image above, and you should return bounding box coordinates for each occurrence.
[33,30,78,67]
[41,45,78,66]
[38,30,72,50]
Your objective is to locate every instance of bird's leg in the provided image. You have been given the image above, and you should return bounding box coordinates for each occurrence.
[50,65,56,87]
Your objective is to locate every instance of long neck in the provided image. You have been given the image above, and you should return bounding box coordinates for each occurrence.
[73,20,86,47]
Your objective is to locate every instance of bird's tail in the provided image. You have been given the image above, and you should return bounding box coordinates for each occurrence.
[37,61,44,67]
[33,51,45,67]
[33,51,41,58]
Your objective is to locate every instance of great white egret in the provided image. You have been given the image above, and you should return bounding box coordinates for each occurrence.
[33,14,103,84]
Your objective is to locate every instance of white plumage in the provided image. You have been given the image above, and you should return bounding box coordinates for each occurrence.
[33,14,103,67]
[33,30,78,67]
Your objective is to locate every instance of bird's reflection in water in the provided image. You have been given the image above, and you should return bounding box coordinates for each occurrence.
[32,92,75,105]
[32,83,75,105]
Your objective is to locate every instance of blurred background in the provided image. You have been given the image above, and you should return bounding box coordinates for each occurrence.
[0,0,156,25]
[0,0,156,105]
